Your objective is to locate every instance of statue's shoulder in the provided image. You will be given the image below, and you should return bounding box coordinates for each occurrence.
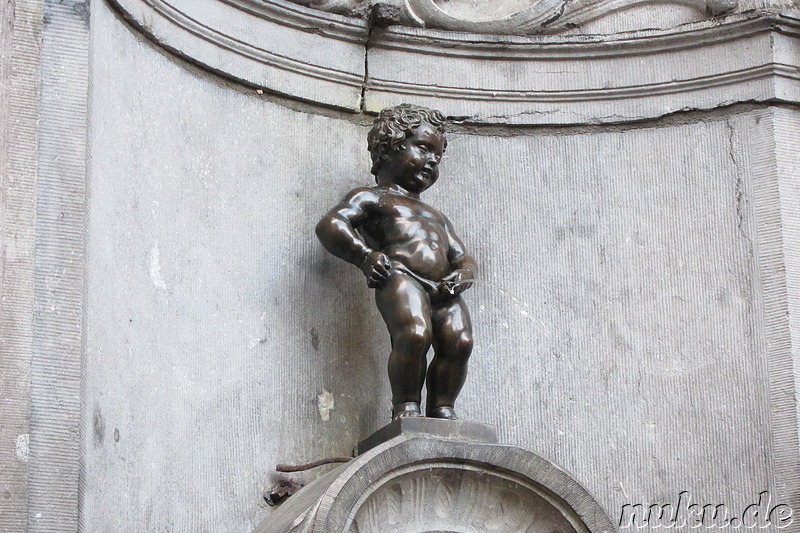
[342,185,382,205]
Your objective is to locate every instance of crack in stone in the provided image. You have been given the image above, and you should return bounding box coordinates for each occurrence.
[360,27,371,113]
[726,117,752,262]
[537,0,569,28]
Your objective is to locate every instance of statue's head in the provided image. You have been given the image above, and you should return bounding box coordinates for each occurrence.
[368,104,447,180]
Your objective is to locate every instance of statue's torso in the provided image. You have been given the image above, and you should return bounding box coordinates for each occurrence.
[361,189,452,282]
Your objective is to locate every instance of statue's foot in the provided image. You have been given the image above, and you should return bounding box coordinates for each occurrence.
[392,402,422,420]
[428,406,459,420]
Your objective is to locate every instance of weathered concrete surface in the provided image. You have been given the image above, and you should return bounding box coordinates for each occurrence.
[84,6,378,532]
[27,2,91,532]
[1,3,90,532]
[444,109,800,525]
[0,1,42,531]
[751,107,800,519]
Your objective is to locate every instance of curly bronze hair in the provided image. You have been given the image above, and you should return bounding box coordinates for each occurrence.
[367,104,447,177]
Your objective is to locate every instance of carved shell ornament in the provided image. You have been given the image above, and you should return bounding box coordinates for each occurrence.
[286,0,739,33]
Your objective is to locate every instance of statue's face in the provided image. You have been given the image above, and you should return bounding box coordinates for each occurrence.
[384,124,445,194]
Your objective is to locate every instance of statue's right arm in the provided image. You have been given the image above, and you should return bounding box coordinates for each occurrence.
[315,188,380,267]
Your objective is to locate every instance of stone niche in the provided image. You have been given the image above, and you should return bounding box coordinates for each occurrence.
[5,0,799,532]
[256,421,616,533]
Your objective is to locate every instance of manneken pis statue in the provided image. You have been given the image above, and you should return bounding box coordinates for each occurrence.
[316,104,476,421]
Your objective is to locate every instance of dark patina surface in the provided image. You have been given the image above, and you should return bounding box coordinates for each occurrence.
[316,104,477,421]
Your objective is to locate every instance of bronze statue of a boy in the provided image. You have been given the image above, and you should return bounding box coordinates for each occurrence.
[316,104,476,421]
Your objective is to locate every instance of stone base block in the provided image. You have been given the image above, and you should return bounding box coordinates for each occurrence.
[356,417,497,454]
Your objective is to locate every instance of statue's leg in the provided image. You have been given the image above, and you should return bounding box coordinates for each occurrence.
[375,272,432,411]
[426,297,473,418]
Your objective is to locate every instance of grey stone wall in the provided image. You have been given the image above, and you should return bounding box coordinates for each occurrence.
[0,0,41,530]
[74,2,800,531]
[30,2,90,532]
[85,8,374,529]
[2,1,91,531]
[2,0,799,532]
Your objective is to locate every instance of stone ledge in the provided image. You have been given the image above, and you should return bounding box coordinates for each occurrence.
[356,417,498,454]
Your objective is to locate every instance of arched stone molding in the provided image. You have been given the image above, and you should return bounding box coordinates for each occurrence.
[107,0,369,110]
[403,0,739,34]
[106,0,800,124]
[364,12,800,124]
[255,436,616,533]
[285,0,740,33]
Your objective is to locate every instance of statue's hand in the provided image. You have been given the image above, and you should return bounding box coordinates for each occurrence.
[441,269,474,297]
[360,251,391,288]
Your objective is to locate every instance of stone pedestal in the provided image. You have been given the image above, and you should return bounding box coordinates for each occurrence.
[356,416,498,454]
[256,420,615,533]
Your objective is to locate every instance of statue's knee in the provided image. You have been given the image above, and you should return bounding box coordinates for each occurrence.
[398,324,432,352]
[454,333,473,359]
